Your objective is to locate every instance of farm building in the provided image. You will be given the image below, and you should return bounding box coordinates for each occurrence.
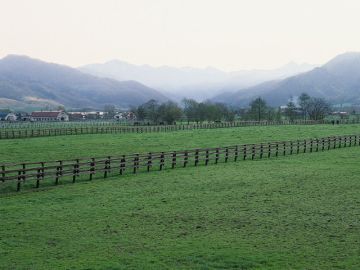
[0,112,17,121]
[30,111,69,122]
[114,112,136,121]
[68,112,86,121]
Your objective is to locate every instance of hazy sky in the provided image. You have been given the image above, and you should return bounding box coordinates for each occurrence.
[1,0,360,71]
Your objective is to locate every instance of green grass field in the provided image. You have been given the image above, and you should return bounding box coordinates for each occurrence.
[1,147,359,269]
[1,125,360,269]
[1,124,360,163]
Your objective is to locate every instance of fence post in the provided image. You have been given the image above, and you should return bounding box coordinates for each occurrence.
[147,153,152,171]
[260,144,263,159]
[120,155,126,175]
[276,143,279,157]
[225,147,229,162]
[268,143,271,158]
[251,145,255,160]
[310,139,313,152]
[172,152,177,168]
[344,136,347,148]
[183,151,188,167]
[243,145,247,160]
[17,169,22,191]
[1,165,5,183]
[55,161,60,184]
[160,152,165,170]
[205,150,210,165]
[133,154,139,174]
[90,158,95,180]
[339,137,342,148]
[215,148,219,164]
[283,142,286,156]
[195,149,199,166]
[297,140,300,154]
[21,163,26,183]
[104,156,111,178]
[234,146,238,162]
[73,159,79,182]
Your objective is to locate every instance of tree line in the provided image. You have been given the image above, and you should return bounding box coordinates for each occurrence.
[131,93,331,124]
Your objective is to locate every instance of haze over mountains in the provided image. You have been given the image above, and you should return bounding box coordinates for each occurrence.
[80,60,316,101]
[1,52,360,111]
[213,52,360,106]
[0,55,167,110]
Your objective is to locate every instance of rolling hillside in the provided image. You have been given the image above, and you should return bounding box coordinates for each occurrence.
[213,52,360,106]
[0,55,168,110]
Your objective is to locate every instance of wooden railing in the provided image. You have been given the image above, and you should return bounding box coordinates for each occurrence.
[1,134,358,192]
[0,120,327,140]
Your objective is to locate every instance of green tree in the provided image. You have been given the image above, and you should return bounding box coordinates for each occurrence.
[182,99,199,123]
[141,99,161,123]
[158,101,183,124]
[248,97,268,121]
[285,100,297,121]
[299,93,311,120]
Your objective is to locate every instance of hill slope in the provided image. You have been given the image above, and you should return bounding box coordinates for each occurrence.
[80,60,315,101]
[213,52,360,106]
[0,55,167,110]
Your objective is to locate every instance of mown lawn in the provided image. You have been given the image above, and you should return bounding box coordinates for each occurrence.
[1,124,360,163]
[1,146,359,269]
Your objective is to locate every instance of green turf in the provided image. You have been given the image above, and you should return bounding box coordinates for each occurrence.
[0,146,359,269]
[1,124,360,163]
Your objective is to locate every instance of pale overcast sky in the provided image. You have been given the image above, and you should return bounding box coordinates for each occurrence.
[1,0,360,71]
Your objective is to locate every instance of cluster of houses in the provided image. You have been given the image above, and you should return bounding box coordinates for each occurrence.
[0,111,137,122]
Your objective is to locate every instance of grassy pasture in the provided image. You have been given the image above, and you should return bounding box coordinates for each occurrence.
[0,147,359,269]
[1,124,360,163]
[1,124,360,269]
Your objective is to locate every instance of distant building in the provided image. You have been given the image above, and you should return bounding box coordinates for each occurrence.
[84,111,104,120]
[0,112,17,121]
[114,111,136,121]
[30,111,69,122]
[68,112,86,121]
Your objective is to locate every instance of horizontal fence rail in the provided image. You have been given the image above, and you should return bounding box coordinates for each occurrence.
[1,134,358,192]
[0,120,341,140]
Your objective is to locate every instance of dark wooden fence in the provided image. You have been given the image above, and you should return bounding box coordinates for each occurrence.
[0,120,327,140]
[1,134,358,192]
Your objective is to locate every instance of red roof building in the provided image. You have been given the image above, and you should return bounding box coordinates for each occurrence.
[30,111,69,121]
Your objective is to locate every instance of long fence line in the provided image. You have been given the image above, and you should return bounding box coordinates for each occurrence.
[0,120,336,140]
[0,120,135,130]
[1,134,358,192]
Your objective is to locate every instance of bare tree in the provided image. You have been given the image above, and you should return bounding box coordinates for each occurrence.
[307,98,331,120]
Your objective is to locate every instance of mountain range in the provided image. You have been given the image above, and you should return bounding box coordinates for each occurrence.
[0,55,167,110]
[80,60,316,101]
[212,52,360,106]
[1,52,360,111]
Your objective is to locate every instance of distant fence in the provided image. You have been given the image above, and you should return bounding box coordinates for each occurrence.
[1,134,358,192]
[0,121,131,130]
[0,120,336,140]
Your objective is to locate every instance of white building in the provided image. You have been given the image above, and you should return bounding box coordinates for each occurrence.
[30,111,69,121]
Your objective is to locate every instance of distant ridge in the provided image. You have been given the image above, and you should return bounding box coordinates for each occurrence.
[212,52,360,106]
[79,59,316,101]
[0,55,168,110]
